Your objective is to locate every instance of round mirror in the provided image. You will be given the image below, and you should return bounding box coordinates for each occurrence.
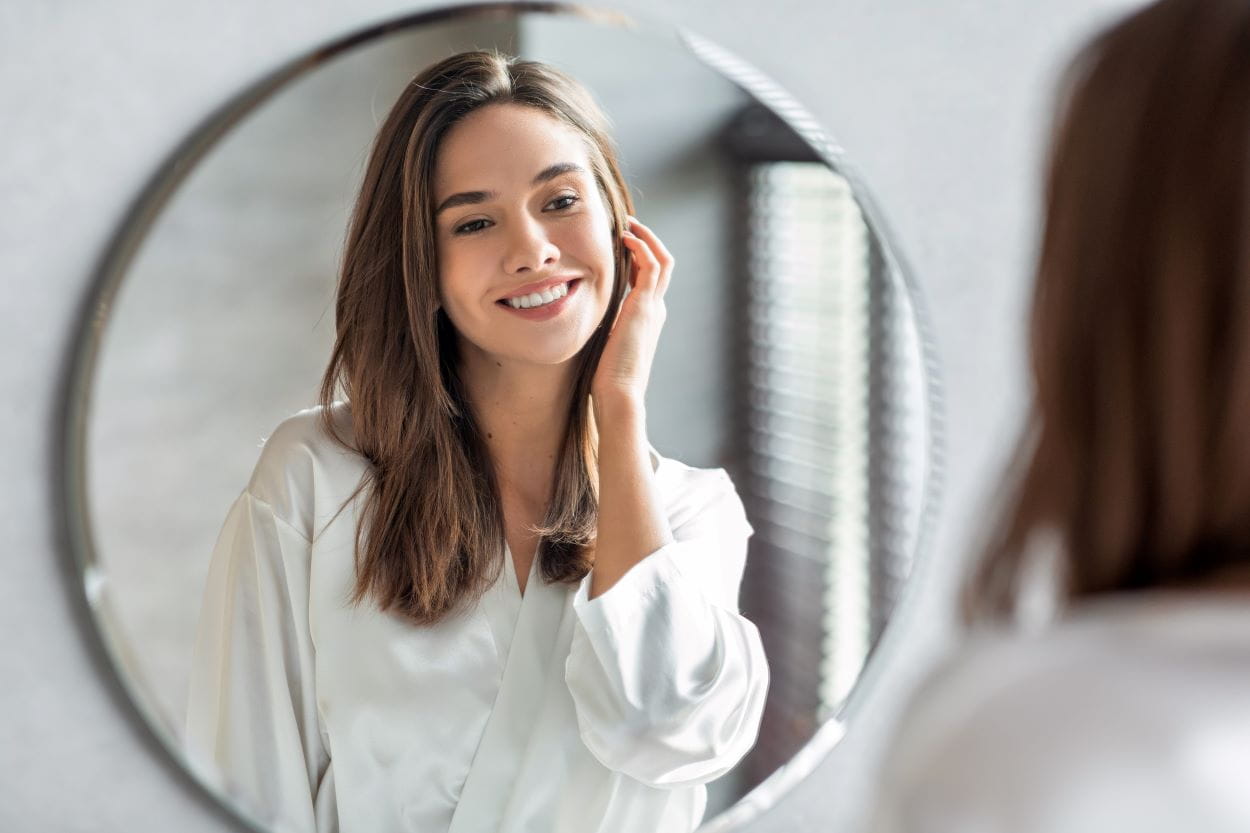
[63,3,940,831]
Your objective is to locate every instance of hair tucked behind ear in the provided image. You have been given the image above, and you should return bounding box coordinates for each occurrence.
[317,51,634,625]
[965,0,1250,621]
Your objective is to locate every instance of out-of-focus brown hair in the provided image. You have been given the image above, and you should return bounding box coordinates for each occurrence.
[966,0,1250,619]
[317,51,634,625]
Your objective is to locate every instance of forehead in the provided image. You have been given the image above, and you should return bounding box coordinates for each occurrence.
[433,103,593,194]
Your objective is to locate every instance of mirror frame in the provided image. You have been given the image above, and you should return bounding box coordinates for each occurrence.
[55,3,944,830]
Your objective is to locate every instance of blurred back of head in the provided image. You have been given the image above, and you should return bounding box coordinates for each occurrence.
[969,0,1250,619]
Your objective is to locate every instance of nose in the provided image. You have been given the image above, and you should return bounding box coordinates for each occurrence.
[504,215,560,274]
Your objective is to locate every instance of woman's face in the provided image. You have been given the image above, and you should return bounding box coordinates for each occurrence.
[432,102,617,370]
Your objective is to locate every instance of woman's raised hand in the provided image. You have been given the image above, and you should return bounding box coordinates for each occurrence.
[591,216,673,415]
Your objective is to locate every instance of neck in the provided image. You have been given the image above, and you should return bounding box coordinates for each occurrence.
[459,347,579,504]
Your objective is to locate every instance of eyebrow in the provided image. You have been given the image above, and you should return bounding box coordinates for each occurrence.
[435,162,588,216]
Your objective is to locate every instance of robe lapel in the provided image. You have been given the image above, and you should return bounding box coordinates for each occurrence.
[448,545,573,833]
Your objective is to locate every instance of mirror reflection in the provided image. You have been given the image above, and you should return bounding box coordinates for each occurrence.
[81,7,932,831]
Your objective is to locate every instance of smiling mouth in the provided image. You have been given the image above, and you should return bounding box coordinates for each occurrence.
[496,279,580,310]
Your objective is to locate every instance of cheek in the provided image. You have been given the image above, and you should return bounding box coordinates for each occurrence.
[577,206,617,269]
[437,251,481,308]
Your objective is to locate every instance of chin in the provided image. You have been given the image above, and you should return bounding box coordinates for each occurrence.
[464,324,599,369]
[515,346,587,367]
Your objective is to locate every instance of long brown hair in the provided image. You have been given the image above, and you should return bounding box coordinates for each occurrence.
[318,51,634,625]
[966,0,1250,619]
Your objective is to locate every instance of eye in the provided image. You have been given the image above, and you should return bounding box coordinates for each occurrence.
[546,194,580,211]
[453,218,491,236]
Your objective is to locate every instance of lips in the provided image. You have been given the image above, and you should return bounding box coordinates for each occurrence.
[497,278,581,320]
[497,275,582,303]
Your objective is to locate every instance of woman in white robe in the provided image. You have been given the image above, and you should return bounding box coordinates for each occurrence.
[184,51,769,833]
[869,1,1250,830]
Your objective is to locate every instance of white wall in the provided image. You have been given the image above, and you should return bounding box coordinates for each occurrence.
[0,1,1144,831]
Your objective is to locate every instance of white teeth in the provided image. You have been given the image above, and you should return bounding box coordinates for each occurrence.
[507,281,569,309]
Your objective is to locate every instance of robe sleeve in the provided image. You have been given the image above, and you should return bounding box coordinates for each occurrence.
[184,489,331,833]
[564,468,770,788]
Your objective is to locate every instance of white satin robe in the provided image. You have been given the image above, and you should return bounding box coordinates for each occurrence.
[869,595,1250,833]
[184,404,770,833]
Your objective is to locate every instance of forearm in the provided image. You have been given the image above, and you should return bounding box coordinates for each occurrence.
[567,428,771,784]
[588,393,673,599]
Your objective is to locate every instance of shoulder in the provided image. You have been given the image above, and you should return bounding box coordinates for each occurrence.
[927,594,1250,706]
[244,401,368,532]
[649,445,752,536]
[880,597,1250,825]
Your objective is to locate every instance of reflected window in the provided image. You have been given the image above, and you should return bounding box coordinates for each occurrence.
[722,104,913,789]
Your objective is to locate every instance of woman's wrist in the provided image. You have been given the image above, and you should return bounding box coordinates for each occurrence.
[591,389,646,428]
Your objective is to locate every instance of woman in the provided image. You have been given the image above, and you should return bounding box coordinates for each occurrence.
[185,51,769,833]
[870,1,1250,830]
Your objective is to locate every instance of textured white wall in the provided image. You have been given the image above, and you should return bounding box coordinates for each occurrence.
[0,1,1143,831]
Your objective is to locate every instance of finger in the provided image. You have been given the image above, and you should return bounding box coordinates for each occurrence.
[626,217,674,296]
[626,217,674,265]
[621,234,652,294]
[621,231,660,294]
